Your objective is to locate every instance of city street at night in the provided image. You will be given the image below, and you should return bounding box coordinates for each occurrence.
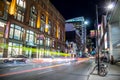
[0,0,120,80]
[0,58,92,80]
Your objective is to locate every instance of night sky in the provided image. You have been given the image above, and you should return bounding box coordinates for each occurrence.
[50,0,110,47]
[50,0,109,30]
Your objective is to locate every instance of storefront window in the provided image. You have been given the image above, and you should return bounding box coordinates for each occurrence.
[34,33,37,44]
[9,24,24,40]
[9,28,14,38]
[45,38,50,47]
[40,40,43,45]
[26,30,35,45]
[14,28,21,40]
[8,42,23,57]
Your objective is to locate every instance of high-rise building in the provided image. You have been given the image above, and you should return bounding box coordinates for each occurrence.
[65,17,87,55]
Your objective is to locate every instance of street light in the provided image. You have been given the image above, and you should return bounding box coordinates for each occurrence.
[84,20,89,25]
[107,3,114,10]
[96,3,114,75]
[84,20,89,53]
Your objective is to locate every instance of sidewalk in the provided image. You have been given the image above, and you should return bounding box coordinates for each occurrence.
[89,63,120,80]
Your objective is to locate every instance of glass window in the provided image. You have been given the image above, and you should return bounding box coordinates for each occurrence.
[17,0,26,8]
[29,6,37,28]
[45,38,50,47]
[14,8,24,22]
[40,14,46,32]
[8,42,23,57]
[26,30,35,45]
[48,20,52,35]
[15,0,25,22]
[9,24,24,40]
[9,28,14,38]
[29,34,34,43]
[34,33,37,44]
[14,29,21,40]
[40,40,43,45]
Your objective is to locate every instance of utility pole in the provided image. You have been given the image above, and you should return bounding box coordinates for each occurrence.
[96,5,100,74]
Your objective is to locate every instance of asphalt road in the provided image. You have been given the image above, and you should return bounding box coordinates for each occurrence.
[0,60,93,80]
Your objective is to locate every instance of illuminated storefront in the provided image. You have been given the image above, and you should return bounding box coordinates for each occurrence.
[0,21,6,57]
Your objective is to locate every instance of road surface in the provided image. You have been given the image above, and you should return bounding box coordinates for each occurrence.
[0,59,93,80]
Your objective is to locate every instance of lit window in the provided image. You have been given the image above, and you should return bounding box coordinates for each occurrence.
[9,24,24,40]
[17,0,26,8]
[29,6,37,28]
[14,8,24,22]
[26,30,35,45]
[40,14,46,32]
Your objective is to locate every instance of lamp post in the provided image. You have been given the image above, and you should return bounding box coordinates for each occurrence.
[95,5,100,74]
[95,3,114,75]
[84,20,89,53]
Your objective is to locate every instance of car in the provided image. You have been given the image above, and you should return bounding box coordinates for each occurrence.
[12,55,28,63]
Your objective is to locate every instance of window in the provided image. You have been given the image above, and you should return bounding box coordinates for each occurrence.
[45,38,50,47]
[14,8,24,22]
[40,40,43,45]
[8,42,23,57]
[47,20,52,35]
[26,30,35,46]
[17,0,26,8]
[40,14,46,32]
[9,24,14,38]
[29,6,37,28]
[9,24,24,40]
[14,0,25,22]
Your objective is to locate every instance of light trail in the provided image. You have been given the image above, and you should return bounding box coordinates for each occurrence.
[0,58,90,77]
[0,63,68,77]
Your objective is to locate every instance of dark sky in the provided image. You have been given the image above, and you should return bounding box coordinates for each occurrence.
[50,0,108,30]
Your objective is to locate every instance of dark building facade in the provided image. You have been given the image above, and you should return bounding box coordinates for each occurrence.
[0,0,66,58]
